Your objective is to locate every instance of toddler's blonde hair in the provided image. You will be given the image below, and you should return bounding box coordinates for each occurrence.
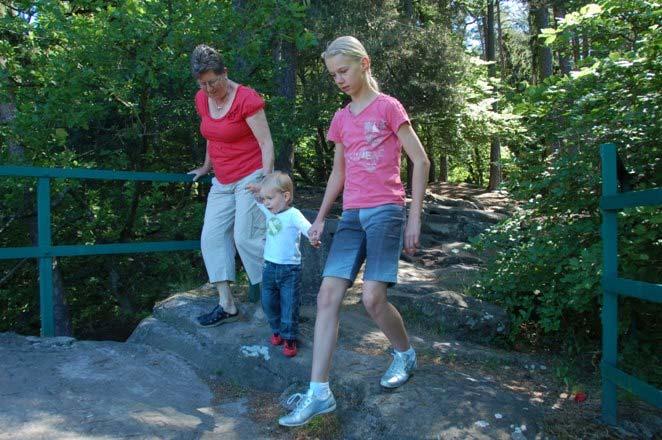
[260,171,294,204]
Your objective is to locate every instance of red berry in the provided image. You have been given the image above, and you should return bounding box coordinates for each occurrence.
[574,392,587,403]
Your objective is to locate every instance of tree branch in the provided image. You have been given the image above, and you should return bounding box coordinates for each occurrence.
[0,258,28,287]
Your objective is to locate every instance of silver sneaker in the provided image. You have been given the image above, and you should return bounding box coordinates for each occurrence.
[278,389,336,427]
[380,350,417,388]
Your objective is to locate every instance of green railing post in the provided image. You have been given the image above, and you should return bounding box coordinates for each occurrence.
[599,144,662,424]
[0,165,270,336]
[600,143,618,425]
[248,282,261,303]
[37,177,55,337]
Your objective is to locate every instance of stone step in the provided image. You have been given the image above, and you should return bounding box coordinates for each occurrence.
[432,263,484,291]
[425,204,507,224]
[388,289,508,342]
[424,193,481,210]
[422,213,499,241]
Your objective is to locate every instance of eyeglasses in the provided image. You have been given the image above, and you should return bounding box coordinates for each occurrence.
[197,75,225,89]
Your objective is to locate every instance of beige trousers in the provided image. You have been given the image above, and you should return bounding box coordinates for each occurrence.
[201,169,266,285]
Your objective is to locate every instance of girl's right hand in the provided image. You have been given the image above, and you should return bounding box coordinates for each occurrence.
[308,220,325,248]
[187,167,207,182]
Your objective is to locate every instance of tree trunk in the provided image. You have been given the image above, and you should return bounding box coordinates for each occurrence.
[581,33,589,59]
[553,2,571,74]
[478,16,487,60]
[530,0,553,82]
[536,3,553,79]
[273,37,297,173]
[473,144,483,186]
[401,0,418,195]
[50,258,72,336]
[488,138,502,190]
[424,128,435,182]
[108,259,134,315]
[231,0,252,78]
[486,0,496,78]
[315,126,330,182]
[572,34,580,64]
[486,0,501,190]
[439,153,448,182]
[496,0,506,76]
[401,0,414,20]
[429,153,436,183]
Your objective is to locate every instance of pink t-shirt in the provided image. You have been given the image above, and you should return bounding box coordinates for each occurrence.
[327,94,410,209]
[195,86,265,184]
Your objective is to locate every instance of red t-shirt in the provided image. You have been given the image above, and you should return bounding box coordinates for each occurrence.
[195,85,265,184]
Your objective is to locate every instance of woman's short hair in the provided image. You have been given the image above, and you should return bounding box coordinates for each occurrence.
[261,171,294,203]
[190,44,226,78]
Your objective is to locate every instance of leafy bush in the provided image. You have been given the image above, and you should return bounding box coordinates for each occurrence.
[473,1,661,379]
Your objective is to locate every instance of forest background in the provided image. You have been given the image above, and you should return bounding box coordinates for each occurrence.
[1,0,659,386]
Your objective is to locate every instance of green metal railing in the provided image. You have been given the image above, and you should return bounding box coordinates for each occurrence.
[0,165,259,337]
[600,143,662,424]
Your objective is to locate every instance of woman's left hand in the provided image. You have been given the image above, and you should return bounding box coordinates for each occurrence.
[403,215,421,256]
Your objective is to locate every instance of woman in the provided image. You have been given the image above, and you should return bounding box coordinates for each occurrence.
[188,44,274,326]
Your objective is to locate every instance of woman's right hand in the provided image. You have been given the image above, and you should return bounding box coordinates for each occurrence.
[245,183,261,194]
[308,219,325,248]
[187,167,208,182]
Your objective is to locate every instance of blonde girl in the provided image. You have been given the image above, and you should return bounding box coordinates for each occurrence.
[279,36,430,427]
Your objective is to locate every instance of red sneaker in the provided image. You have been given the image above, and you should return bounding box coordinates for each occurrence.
[270,333,283,346]
[283,339,297,357]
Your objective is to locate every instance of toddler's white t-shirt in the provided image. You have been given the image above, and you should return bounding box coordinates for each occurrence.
[257,205,311,265]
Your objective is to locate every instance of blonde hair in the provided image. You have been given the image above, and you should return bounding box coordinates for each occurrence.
[261,171,294,203]
[321,36,379,92]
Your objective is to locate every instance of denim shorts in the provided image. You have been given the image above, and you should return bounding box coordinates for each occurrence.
[322,204,405,286]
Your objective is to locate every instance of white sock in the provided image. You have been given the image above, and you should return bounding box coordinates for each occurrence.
[309,381,330,399]
[395,346,415,357]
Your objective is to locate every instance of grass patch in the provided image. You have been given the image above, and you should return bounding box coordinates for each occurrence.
[289,413,343,440]
[398,305,445,338]
[207,377,250,404]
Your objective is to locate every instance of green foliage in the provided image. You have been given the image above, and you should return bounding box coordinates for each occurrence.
[290,0,470,184]
[2,0,656,374]
[1,0,473,338]
[0,0,311,337]
[473,0,661,372]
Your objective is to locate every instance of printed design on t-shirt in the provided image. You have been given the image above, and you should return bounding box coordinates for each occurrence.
[365,120,388,146]
[346,120,388,173]
[267,217,282,236]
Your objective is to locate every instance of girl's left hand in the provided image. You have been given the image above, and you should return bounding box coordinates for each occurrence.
[403,216,421,255]
[308,220,325,248]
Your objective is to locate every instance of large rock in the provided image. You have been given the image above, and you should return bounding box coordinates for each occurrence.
[299,209,337,305]
[0,332,267,440]
[128,291,545,439]
[422,205,506,241]
[389,288,508,342]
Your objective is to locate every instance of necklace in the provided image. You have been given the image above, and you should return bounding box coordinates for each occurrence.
[214,98,227,111]
[213,84,234,111]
